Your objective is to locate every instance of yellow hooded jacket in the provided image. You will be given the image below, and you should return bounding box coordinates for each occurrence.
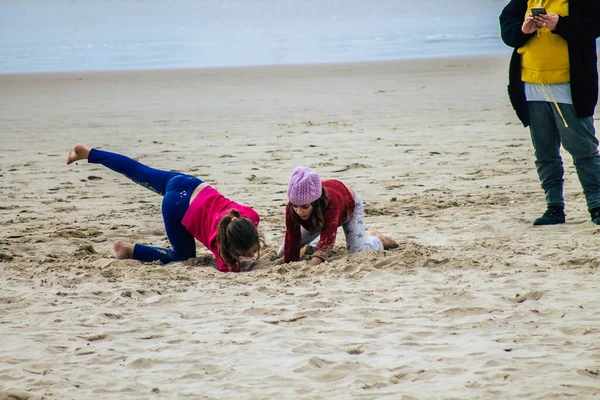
[517,0,570,84]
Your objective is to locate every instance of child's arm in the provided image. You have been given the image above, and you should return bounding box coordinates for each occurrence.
[283,205,302,263]
[310,212,340,264]
[216,255,239,273]
[309,256,324,266]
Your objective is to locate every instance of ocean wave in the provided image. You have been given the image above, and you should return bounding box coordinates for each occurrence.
[425,33,499,43]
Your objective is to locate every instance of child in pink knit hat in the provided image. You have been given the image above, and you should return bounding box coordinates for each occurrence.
[280,166,398,266]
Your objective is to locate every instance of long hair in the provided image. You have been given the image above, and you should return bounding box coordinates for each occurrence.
[217,210,262,271]
[291,187,329,231]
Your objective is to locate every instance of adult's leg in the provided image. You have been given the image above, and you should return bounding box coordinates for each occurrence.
[554,104,600,211]
[527,102,564,208]
[343,195,383,253]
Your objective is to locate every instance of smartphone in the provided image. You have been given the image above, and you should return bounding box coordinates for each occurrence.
[531,7,547,17]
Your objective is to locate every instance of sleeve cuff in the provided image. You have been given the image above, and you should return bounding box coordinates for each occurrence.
[312,250,328,262]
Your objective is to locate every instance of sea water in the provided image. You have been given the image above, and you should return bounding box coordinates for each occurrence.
[0,0,511,73]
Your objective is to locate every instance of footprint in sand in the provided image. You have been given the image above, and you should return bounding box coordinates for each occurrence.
[332,163,369,172]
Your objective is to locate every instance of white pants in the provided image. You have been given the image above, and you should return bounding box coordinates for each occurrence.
[277,194,383,258]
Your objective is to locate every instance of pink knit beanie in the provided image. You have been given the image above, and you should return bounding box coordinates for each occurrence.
[287,166,322,205]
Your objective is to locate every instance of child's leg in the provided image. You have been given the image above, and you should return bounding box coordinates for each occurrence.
[276,227,320,258]
[88,148,191,196]
[131,175,200,263]
[343,194,384,253]
[70,145,205,264]
[300,226,320,247]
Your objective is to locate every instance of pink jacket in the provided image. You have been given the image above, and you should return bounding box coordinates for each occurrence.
[181,186,259,272]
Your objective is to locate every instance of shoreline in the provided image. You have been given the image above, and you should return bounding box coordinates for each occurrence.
[0,51,512,77]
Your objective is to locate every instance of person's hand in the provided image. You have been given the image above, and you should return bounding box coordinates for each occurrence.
[309,256,323,267]
[522,16,538,34]
[534,13,559,30]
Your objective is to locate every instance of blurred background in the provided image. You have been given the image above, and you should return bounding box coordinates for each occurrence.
[0,0,510,73]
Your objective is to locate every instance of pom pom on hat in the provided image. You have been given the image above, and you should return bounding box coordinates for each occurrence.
[287,166,322,205]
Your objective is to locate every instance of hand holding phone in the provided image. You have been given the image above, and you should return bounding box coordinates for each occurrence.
[531,7,547,28]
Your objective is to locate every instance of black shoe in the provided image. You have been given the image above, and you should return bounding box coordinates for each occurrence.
[533,206,565,226]
[590,207,600,225]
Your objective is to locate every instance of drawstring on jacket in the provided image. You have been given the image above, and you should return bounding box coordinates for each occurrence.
[531,1,568,129]
[541,83,569,128]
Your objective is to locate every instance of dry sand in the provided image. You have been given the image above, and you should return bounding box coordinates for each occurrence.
[1,55,599,399]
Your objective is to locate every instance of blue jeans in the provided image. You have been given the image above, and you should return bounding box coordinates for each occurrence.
[527,102,600,211]
[88,148,202,263]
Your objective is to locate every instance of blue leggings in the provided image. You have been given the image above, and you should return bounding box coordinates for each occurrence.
[88,148,202,263]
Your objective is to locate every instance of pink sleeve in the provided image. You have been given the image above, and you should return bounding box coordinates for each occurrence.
[216,253,239,273]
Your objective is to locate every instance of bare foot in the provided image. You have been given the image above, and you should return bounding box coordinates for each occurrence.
[66,144,91,165]
[113,240,134,259]
[371,230,399,250]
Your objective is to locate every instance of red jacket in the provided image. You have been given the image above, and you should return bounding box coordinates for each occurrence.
[284,180,355,263]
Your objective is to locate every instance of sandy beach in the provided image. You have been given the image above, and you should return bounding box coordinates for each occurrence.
[1,55,599,399]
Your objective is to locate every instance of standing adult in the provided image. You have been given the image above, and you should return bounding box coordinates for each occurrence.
[499,0,600,225]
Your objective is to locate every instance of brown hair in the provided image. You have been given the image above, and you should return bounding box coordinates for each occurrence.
[217,210,262,271]
[291,187,329,231]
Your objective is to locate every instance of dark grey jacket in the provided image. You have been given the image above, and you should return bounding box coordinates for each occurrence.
[499,0,600,126]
